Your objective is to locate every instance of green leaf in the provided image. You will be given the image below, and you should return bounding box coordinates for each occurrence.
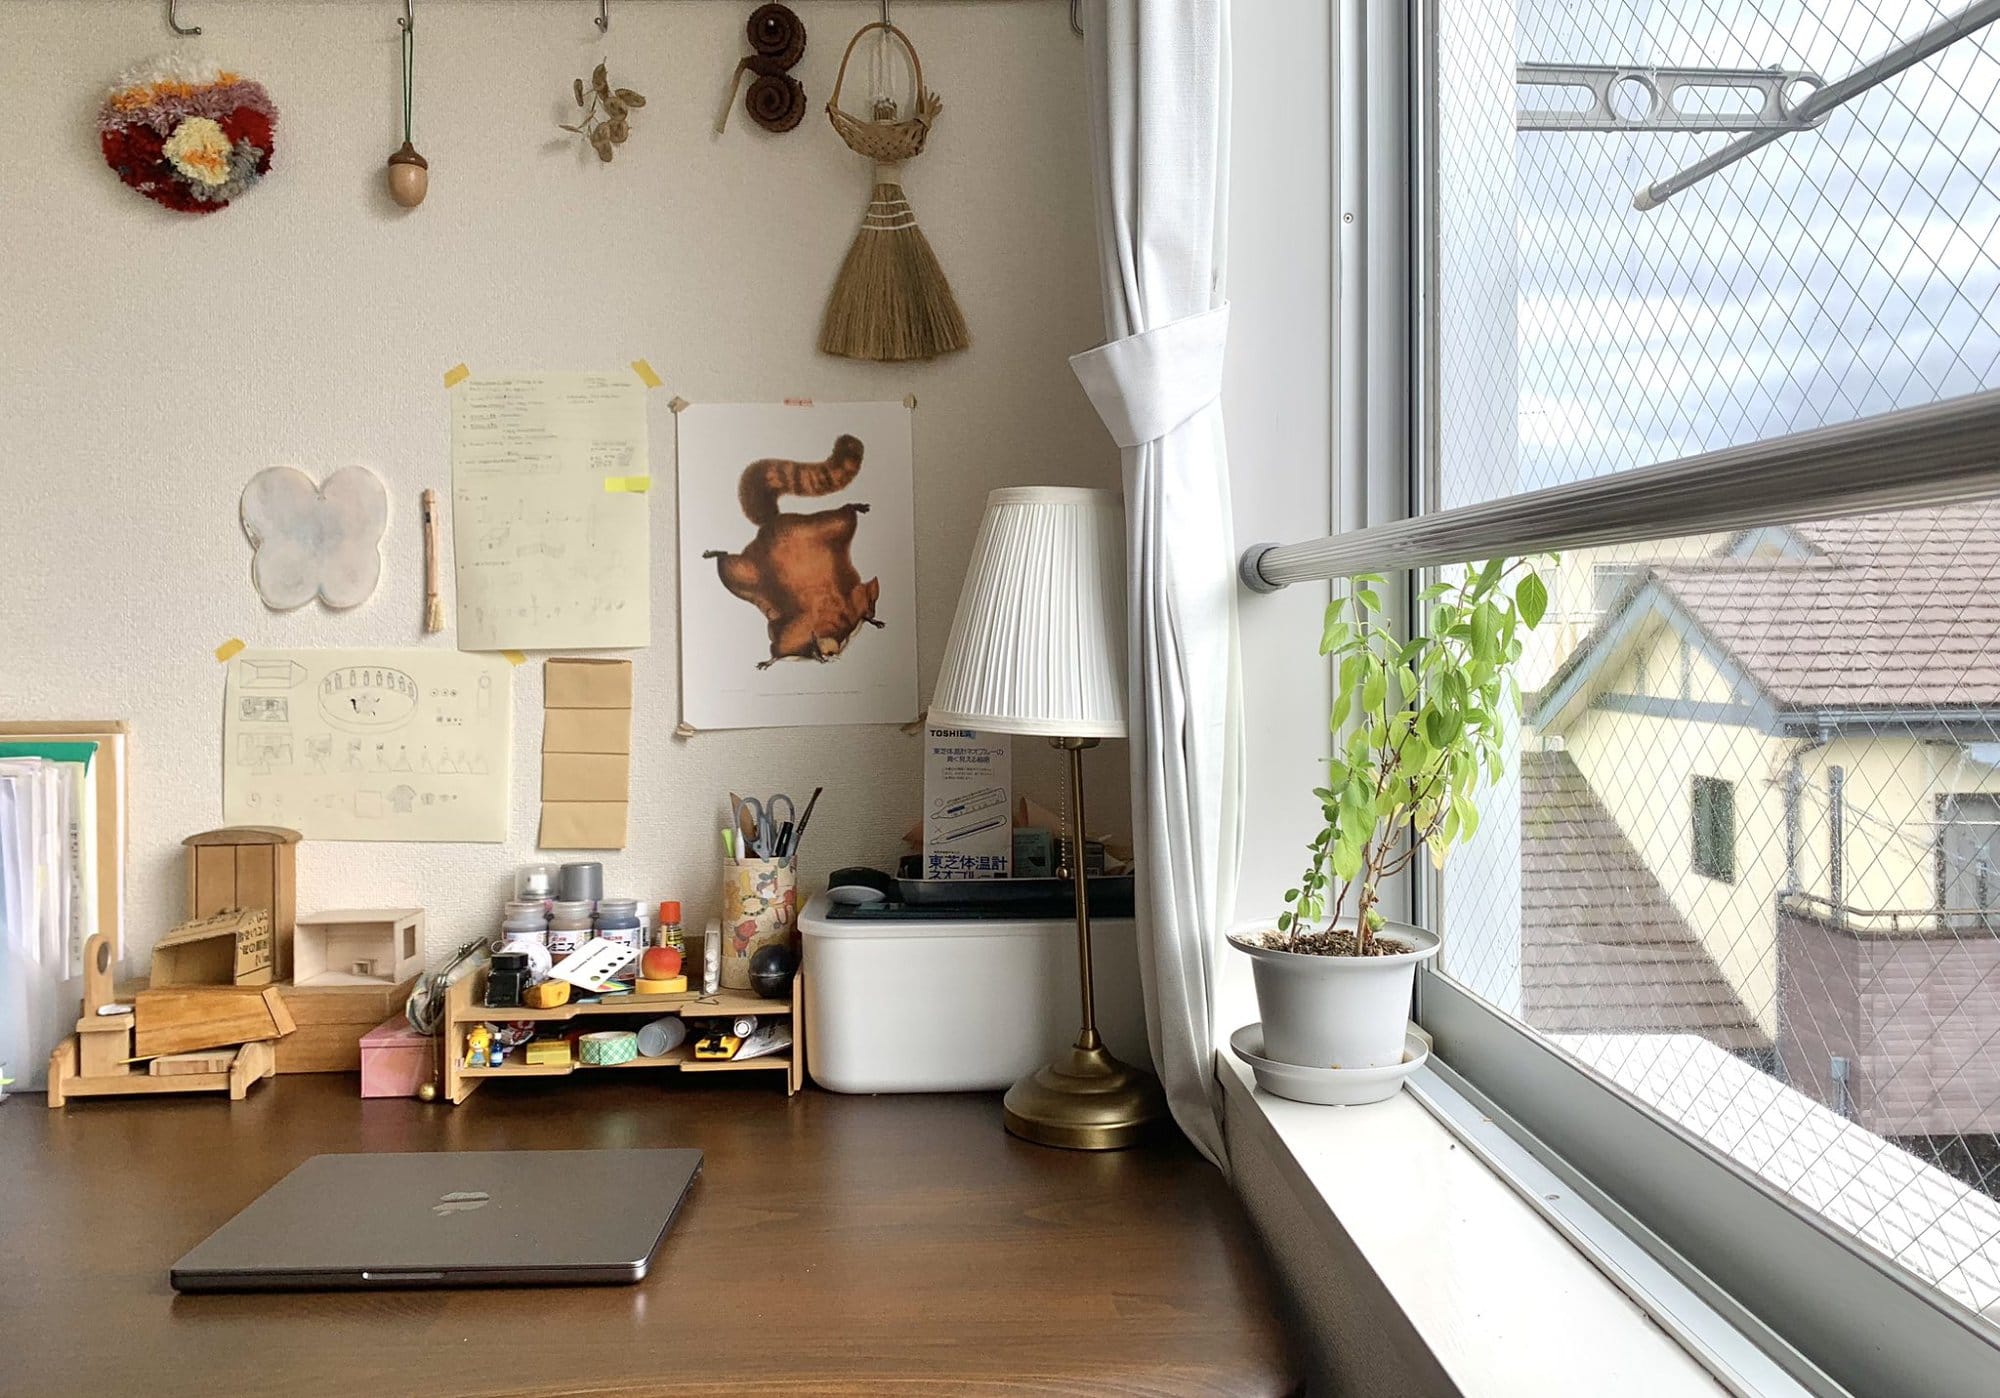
[1517,572,1548,628]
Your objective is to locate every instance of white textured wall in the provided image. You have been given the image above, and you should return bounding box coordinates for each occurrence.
[0,0,1122,967]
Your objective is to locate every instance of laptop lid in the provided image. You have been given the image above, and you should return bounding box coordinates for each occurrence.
[170,1148,701,1292]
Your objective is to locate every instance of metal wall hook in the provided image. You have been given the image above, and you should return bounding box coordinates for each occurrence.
[167,0,200,36]
[399,0,414,34]
[595,0,609,34]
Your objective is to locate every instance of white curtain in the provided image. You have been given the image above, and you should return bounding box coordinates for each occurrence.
[1070,0,1242,1171]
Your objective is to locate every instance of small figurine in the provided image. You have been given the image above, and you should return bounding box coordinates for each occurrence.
[465,1024,493,1069]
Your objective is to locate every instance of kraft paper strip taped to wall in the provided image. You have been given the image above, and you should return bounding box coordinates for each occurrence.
[443,363,470,388]
[603,476,652,493]
[214,637,246,662]
[630,360,663,389]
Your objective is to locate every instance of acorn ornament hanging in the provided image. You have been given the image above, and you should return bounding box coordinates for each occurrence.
[818,22,969,362]
[386,5,427,207]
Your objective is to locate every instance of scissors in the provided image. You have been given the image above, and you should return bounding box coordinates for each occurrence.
[732,792,797,858]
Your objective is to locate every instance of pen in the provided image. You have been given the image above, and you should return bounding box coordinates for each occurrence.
[790,787,823,857]
[774,820,795,857]
[721,826,737,860]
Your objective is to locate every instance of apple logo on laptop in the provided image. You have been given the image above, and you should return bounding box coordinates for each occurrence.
[433,1190,491,1216]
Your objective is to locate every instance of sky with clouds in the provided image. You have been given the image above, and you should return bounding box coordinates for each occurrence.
[1440,0,2000,502]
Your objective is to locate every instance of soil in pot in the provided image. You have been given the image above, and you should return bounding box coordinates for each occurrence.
[1242,928,1412,958]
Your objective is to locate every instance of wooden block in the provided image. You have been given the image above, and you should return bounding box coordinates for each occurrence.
[133,986,294,1058]
[78,1022,129,1078]
[45,1038,75,1107]
[272,1022,372,1074]
[150,1050,236,1078]
[184,827,301,979]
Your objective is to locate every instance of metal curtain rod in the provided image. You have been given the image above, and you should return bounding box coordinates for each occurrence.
[155,0,1080,37]
[1635,0,2000,209]
[1237,388,2000,591]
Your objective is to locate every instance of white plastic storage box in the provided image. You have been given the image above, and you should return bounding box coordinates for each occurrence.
[799,893,1152,1093]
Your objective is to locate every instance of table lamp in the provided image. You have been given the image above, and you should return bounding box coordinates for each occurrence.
[929,486,1165,1150]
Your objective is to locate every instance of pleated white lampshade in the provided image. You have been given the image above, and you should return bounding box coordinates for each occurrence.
[930,487,1127,739]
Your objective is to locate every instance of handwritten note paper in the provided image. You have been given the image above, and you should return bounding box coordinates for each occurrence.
[222,649,512,842]
[450,372,651,651]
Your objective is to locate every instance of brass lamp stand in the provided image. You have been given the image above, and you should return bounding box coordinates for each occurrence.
[1002,736,1165,1151]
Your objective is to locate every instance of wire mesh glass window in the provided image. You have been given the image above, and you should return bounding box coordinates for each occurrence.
[1427,0,2000,1335]
[1691,775,1738,882]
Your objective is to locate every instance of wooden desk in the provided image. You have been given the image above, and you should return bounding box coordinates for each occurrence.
[0,1075,1297,1397]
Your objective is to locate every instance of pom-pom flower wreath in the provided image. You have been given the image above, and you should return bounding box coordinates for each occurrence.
[98,58,276,214]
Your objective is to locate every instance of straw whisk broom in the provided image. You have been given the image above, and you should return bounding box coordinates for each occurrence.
[819,22,969,363]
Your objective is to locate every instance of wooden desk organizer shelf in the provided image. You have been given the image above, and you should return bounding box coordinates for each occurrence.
[441,968,804,1103]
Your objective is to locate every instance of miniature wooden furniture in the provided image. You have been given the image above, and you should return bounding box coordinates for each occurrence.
[47,935,282,1107]
[184,826,300,978]
[294,908,424,987]
[440,966,805,1103]
[149,908,274,987]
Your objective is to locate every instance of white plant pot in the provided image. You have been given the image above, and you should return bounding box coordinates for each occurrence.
[1228,919,1439,1074]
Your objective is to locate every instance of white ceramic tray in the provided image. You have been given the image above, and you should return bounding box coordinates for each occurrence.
[1229,1022,1431,1106]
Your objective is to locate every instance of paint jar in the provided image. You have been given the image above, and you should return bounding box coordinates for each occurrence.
[702,919,723,996]
[654,901,685,957]
[596,898,644,979]
[515,864,558,910]
[501,899,547,939]
[548,900,593,960]
[557,861,603,907]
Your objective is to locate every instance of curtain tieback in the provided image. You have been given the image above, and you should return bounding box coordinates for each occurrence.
[1069,303,1230,449]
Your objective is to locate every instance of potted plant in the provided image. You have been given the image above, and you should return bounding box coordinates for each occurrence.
[1231,557,1549,1093]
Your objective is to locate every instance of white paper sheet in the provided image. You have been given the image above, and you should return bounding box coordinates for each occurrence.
[676,401,918,729]
[450,371,652,651]
[222,649,513,842]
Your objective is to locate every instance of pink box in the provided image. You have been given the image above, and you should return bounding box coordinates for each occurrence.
[359,1015,436,1099]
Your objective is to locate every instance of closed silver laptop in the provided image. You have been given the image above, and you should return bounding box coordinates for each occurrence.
[170,1148,701,1292]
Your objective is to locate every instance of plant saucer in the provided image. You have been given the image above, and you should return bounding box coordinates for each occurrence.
[1229,1022,1431,1106]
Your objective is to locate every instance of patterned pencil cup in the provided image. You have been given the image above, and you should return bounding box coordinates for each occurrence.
[721,858,798,990]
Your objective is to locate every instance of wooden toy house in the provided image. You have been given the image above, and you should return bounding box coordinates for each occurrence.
[294,908,424,987]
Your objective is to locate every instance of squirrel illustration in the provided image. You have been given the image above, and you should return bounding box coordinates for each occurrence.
[703,434,884,669]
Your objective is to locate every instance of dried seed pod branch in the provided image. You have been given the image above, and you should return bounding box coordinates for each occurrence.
[560,61,645,163]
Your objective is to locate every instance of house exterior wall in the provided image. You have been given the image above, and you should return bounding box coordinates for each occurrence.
[1559,641,1794,1034]
[1780,907,2000,1135]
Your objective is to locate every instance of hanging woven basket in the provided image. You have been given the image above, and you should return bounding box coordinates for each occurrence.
[818,21,969,363]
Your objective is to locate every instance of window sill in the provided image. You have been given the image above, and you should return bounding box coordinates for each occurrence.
[1219,1050,1768,1398]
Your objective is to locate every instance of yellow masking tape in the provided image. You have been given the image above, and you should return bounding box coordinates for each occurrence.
[604,476,652,493]
[214,637,246,662]
[630,359,663,389]
[502,650,526,666]
[443,363,471,388]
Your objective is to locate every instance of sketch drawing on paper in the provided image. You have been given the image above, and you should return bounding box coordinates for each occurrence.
[701,434,885,669]
[223,648,512,842]
[677,401,919,730]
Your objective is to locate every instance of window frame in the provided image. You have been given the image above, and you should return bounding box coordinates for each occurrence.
[1692,775,1738,884]
[1375,2,2000,1394]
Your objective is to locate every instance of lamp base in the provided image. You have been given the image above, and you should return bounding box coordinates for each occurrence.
[1003,1042,1166,1151]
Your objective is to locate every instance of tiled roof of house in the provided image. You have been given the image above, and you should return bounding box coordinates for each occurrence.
[1522,749,1771,1055]
[1560,503,2000,713]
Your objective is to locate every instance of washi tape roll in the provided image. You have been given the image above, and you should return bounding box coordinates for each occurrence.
[579,1030,638,1066]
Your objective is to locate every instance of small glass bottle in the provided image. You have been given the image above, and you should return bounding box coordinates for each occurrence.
[655,901,685,958]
